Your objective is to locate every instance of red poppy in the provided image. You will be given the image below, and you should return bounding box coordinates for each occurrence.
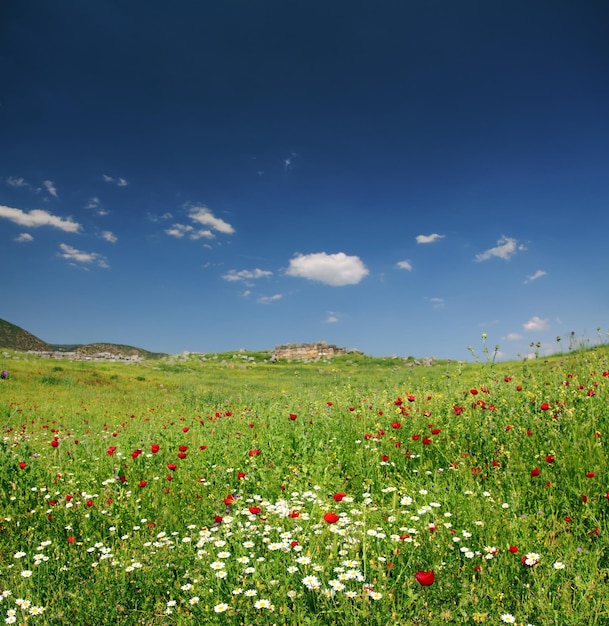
[177,453,186,459]
[323,512,340,523]
[139,480,147,488]
[237,472,246,479]
[18,462,27,469]
[67,536,76,543]
[151,444,160,453]
[470,389,479,396]
[249,449,260,456]
[586,471,595,478]
[224,495,234,505]
[50,439,59,448]
[288,510,300,518]
[214,515,223,523]
[415,570,435,586]
[545,455,554,463]
[333,492,347,502]
[407,395,415,402]
[530,468,540,477]
[391,422,401,429]
[249,506,261,515]
[508,546,519,553]
[167,463,177,471]
[382,455,390,462]
[289,413,297,421]
[182,427,189,432]
[540,403,550,411]
[86,499,94,507]
[179,445,188,452]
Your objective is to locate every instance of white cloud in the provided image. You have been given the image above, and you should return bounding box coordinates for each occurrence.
[101,231,117,243]
[428,297,445,309]
[6,176,29,188]
[325,312,340,323]
[524,269,546,284]
[165,223,214,240]
[286,252,369,286]
[523,316,549,332]
[44,180,58,198]
[188,206,235,235]
[85,197,101,210]
[257,294,282,304]
[15,233,33,242]
[58,243,109,269]
[475,235,525,262]
[505,332,523,341]
[416,233,445,244]
[103,175,128,187]
[396,259,413,271]
[0,205,81,232]
[223,268,272,282]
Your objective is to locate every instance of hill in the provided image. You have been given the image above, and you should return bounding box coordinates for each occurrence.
[0,318,165,359]
[0,318,50,351]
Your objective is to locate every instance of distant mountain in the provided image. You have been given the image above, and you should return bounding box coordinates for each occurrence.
[0,318,165,359]
[0,318,50,351]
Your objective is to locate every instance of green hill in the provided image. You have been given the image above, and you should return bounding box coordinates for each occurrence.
[0,318,50,351]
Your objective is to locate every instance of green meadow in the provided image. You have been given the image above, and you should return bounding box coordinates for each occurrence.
[1,343,608,625]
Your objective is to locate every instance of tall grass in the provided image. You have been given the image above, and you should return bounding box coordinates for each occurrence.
[0,346,608,625]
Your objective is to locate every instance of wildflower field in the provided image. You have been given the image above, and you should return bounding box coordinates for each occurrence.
[1,343,608,625]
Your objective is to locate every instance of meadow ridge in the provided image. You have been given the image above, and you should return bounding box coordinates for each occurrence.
[1,343,608,625]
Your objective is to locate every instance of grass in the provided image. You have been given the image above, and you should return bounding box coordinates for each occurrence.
[0,343,608,625]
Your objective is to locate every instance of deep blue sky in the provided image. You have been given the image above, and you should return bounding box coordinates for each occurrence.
[1,1,608,359]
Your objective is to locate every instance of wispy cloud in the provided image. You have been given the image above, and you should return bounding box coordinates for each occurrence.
[396,259,413,271]
[103,175,128,187]
[15,233,33,243]
[286,252,369,286]
[523,316,549,332]
[58,243,109,269]
[325,311,340,323]
[85,197,100,209]
[257,294,282,304]
[166,206,235,241]
[43,180,58,198]
[504,332,523,341]
[416,233,445,244]
[101,231,117,243]
[6,176,29,188]
[0,205,80,232]
[188,206,234,235]
[427,297,445,309]
[475,235,526,262]
[223,268,272,282]
[524,269,546,284]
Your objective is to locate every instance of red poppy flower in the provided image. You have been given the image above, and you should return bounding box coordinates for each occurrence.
[151,444,160,453]
[545,455,554,463]
[224,495,234,505]
[289,413,297,421]
[214,515,223,523]
[182,427,189,432]
[333,492,346,502]
[407,395,415,402]
[167,463,177,471]
[530,468,540,477]
[67,536,76,543]
[323,512,340,523]
[470,389,478,396]
[586,471,595,478]
[540,403,550,411]
[415,570,434,586]
[382,455,390,462]
[249,449,260,456]
[18,462,27,469]
[391,422,401,429]
[86,499,93,507]
[139,480,147,488]
[288,510,300,518]
[508,546,519,553]
[237,471,246,479]
[177,453,186,459]
[179,445,188,452]
[50,439,59,448]
[249,506,261,515]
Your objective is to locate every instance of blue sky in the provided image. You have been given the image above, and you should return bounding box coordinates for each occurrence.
[1,1,608,360]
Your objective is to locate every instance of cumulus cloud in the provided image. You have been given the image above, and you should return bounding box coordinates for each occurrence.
[286,252,369,286]
[101,231,117,243]
[15,233,33,242]
[0,205,81,232]
[396,259,413,271]
[58,243,109,269]
[223,268,272,282]
[44,180,58,198]
[523,316,549,332]
[475,235,525,262]
[416,233,445,244]
[257,294,282,304]
[524,269,546,284]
